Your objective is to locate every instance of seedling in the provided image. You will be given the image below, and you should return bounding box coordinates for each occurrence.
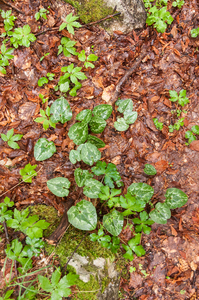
[144,164,157,175]
[38,73,55,86]
[129,266,136,273]
[98,186,121,208]
[40,52,49,61]
[34,106,56,130]
[0,9,17,33]
[132,211,154,234]
[191,27,199,38]
[153,118,163,130]
[168,117,184,132]
[35,8,49,21]
[0,43,14,74]
[114,99,138,131]
[171,109,187,117]
[90,226,120,253]
[39,93,48,103]
[57,37,77,57]
[146,6,173,33]
[169,89,189,107]
[172,0,184,8]
[185,125,199,144]
[143,0,154,8]
[78,50,98,68]
[9,25,36,48]
[20,163,38,183]
[59,13,82,35]
[1,128,23,149]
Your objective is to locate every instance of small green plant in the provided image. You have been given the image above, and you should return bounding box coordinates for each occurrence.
[40,52,49,61]
[20,163,38,183]
[57,37,77,57]
[34,106,56,130]
[39,93,48,103]
[35,8,49,21]
[169,89,189,107]
[98,186,121,208]
[59,13,82,34]
[114,99,138,131]
[185,125,199,144]
[153,118,163,130]
[38,73,55,86]
[144,164,157,175]
[143,0,154,8]
[90,226,120,253]
[172,0,184,8]
[129,266,136,273]
[180,290,186,295]
[191,27,199,38]
[0,9,17,34]
[168,117,184,132]
[146,6,173,33]
[0,290,14,300]
[1,128,23,149]
[9,25,36,48]
[132,211,154,234]
[78,50,98,68]
[171,109,187,117]
[0,43,14,74]
[0,197,14,223]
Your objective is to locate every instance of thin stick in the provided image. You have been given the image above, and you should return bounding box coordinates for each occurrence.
[63,232,88,273]
[82,12,121,27]
[35,27,59,37]
[1,0,24,14]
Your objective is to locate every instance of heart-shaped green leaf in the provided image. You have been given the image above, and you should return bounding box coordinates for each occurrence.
[114,118,129,131]
[164,188,188,209]
[144,164,157,175]
[74,168,93,187]
[83,179,103,198]
[67,200,97,231]
[149,202,171,224]
[103,209,124,236]
[128,183,154,202]
[50,97,72,124]
[68,122,88,145]
[116,99,133,113]
[87,135,105,148]
[92,104,113,120]
[47,177,71,197]
[123,111,137,124]
[34,138,56,161]
[69,150,81,164]
[89,116,106,134]
[76,109,92,123]
[191,125,199,135]
[80,142,101,166]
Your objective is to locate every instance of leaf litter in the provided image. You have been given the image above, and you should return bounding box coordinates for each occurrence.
[0,0,199,299]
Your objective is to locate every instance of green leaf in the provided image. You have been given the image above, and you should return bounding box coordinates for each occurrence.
[67,200,97,230]
[59,81,70,93]
[120,192,145,213]
[80,142,101,166]
[7,128,14,140]
[149,202,171,224]
[116,99,133,113]
[34,138,56,161]
[128,183,154,203]
[89,116,107,134]
[153,118,163,130]
[144,164,157,175]
[78,50,86,62]
[114,118,129,131]
[1,133,8,141]
[68,122,88,145]
[38,77,48,87]
[191,125,199,135]
[69,150,81,164]
[122,244,134,261]
[185,131,196,144]
[83,178,103,198]
[8,141,20,149]
[169,90,178,102]
[84,61,95,68]
[38,275,53,292]
[178,89,189,107]
[123,111,137,124]
[76,109,92,123]
[47,177,71,197]
[10,134,23,142]
[87,54,98,62]
[87,135,105,148]
[50,97,72,124]
[164,188,188,209]
[74,168,93,187]
[103,209,124,236]
[92,104,113,120]
[59,22,67,31]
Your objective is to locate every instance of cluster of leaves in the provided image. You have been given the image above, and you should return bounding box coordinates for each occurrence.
[185,125,199,144]
[90,226,120,253]
[0,10,17,36]
[40,52,50,61]
[0,197,78,299]
[20,163,38,183]
[171,108,187,117]
[59,13,82,35]
[9,24,36,48]
[169,89,189,107]
[146,6,173,33]
[172,0,184,8]
[35,8,49,21]
[168,117,184,133]
[38,73,55,86]
[114,99,137,131]
[34,106,56,130]
[68,104,112,145]
[191,27,199,38]
[153,117,163,130]
[0,42,14,74]
[78,50,98,68]
[1,128,23,149]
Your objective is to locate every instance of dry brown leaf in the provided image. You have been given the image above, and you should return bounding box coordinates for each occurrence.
[190,141,199,151]
[155,160,169,173]
[102,84,115,102]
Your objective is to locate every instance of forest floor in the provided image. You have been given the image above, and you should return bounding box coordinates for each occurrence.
[0,0,199,299]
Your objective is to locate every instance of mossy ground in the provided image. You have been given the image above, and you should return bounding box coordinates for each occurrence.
[30,205,127,299]
[64,0,114,24]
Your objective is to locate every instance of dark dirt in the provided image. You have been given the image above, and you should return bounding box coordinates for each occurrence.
[0,0,199,299]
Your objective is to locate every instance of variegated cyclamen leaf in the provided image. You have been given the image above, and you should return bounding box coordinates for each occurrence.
[80,142,101,166]
[50,97,72,124]
[87,135,105,148]
[103,209,124,236]
[164,188,188,209]
[47,177,71,197]
[83,178,103,198]
[128,183,154,203]
[67,200,97,231]
[92,104,113,120]
[74,168,93,187]
[69,150,81,164]
[116,99,133,113]
[68,122,88,145]
[149,202,171,224]
[34,138,56,161]
[89,116,107,134]
[76,109,92,123]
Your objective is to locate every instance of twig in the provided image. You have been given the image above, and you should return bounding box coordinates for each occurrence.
[1,0,24,14]
[82,12,121,27]
[109,49,148,105]
[63,232,88,274]
[35,27,59,37]
[3,221,9,243]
